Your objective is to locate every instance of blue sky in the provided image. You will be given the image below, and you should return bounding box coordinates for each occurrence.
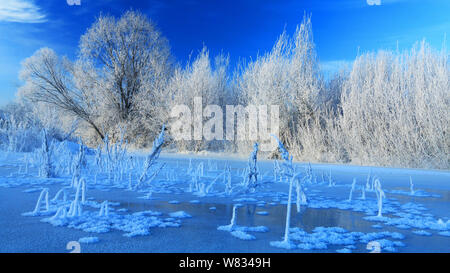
[0,0,449,106]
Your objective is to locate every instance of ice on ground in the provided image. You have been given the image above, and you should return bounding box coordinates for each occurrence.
[336,248,352,253]
[270,226,406,252]
[169,211,192,218]
[231,230,256,240]
[412,230,432,236]
[1,150,449,252]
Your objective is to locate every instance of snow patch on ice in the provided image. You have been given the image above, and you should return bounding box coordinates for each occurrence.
[78,237,99,244]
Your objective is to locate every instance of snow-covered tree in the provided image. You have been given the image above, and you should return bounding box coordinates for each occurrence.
[18,10,173,146]
[340,41,449,168]
[236,13,322,155]
[167,46,230,151]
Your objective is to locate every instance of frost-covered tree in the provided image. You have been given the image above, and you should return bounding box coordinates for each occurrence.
[18,10,173,146]
[339,41,449,168]
[18,48,103,141]
[236,13,322,155]
[167,46,230,151]
[77,10,173,145]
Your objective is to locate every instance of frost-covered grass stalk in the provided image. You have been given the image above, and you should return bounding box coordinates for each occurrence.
[197,182,206,197]
[79,177,86,203]
[284,177,294,242]
[361,184,366,200]
[270,171,296,249]
[70,142,85,188]
[327,169,334,187]
[206,171,226,194]
[224,165,232,195]
[409,176,415,195]
[348,178,356,202]
[293,174,307,212]
[273,160,281,183]
[187,158,193,175]
[39,129,52,178]
[374,178,386,217]
[244,143,259,192]
[271,135,294,179]
[51,187,68,202]
[136,124,165,189]
[218,204,239,231]
[269,134,297,249]
[99,201,109,217]
[196,162,204,177]
[50,206,67,220]
[32,188,49,214]
[306,162,313,182]
[366,170,371,190]
[128,172,133,190]
[68,178,84,217]
[229,204,238,230]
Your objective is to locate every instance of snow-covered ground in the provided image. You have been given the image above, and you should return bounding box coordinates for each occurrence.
[0,148,449,253]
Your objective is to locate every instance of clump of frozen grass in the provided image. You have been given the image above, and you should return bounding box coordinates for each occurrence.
[96,127,130,184]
